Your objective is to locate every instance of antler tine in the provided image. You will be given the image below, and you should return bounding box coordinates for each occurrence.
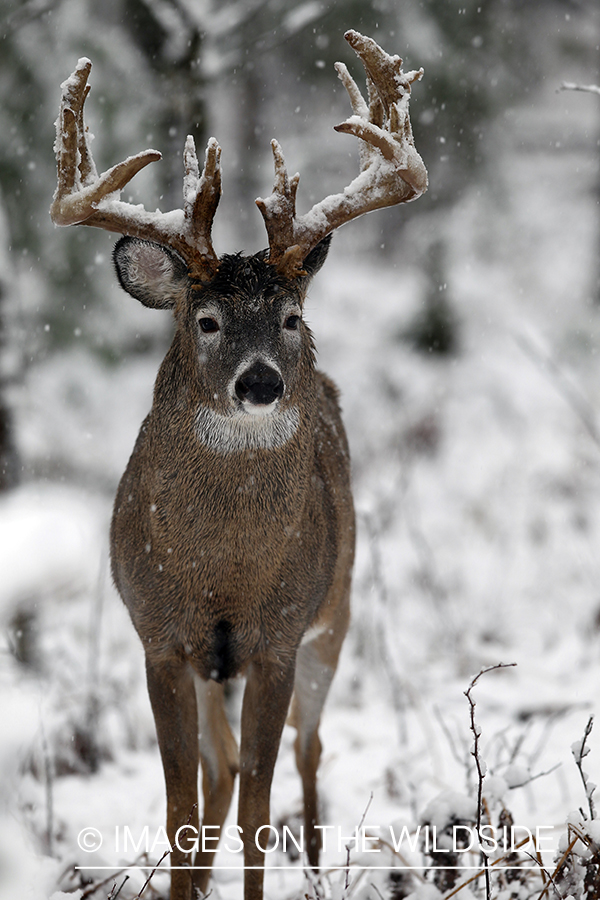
[51,58,162,228]
[184,136,222,272]
[256,141,303,271]
[256,30,428,277]
[334,61,369,119]
[51,60,221,280]
[51,60,92,211]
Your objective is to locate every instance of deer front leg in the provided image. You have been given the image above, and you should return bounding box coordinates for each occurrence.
[238,657,296,900]
[145,656,199,900]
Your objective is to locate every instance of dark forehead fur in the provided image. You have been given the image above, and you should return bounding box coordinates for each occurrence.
[194,252,300,304]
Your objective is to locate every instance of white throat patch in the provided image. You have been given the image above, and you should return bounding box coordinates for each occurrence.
[195,405,300,454]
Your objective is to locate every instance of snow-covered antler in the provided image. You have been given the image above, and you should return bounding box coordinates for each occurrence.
[256,30,428,276]
[50,58,221,279]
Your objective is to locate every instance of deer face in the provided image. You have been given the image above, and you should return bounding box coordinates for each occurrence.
[113,236,330,453]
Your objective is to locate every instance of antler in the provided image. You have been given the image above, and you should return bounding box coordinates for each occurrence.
[256,30,428,276]
[50,58,221,279]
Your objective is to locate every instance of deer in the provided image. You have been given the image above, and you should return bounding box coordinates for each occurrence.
[50,31,427,900]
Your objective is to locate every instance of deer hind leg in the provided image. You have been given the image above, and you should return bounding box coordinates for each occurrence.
[145,656,199,900]
[192,676,239,896]
[289,612,349,870]
[238,656,297,900]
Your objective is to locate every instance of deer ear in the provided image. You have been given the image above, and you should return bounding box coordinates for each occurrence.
[301,234,332,280]
[113,236,189,309]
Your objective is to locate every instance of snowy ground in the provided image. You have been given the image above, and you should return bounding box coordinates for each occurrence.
[2,66,600,900]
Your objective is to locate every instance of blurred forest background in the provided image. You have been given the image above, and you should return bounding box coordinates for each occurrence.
[0,0,596,494]
[2,1,600,899]
[0,0,597,487]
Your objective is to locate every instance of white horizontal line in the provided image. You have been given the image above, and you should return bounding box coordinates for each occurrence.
[75,865,547,872]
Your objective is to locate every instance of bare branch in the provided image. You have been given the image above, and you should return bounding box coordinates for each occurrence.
[572,715,596,820]
[560,81,600,97]
[516,334,600,451]
[133,848,170,899]
[465,663,517,900]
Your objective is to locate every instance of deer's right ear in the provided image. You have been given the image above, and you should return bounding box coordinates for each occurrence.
[113,237,189,310]
[301,234,332,281]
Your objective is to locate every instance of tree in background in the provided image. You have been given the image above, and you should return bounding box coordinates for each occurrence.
[383,0,598,354]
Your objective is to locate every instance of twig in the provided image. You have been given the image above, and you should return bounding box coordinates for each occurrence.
[521,848,563,900]
[507,721,532,766]
[535,844,547,887]
[559,82,600,97]
[375,838,427,883]
[370,884,386,900]
[107,876,129,900]
[537,832,579,900]
[40,719,54,857]
[516,334,600,451]
[343,793,374,894]
[0,0,59,38]
[433,705,467,769]
[465,664,517,831]
[85,548,109,773]
[401,485,449,611]
[363,512,390,608]
[134,848,170,899]
[572,716,596,820]
[362,511,409,745]
[507,762,562,789]
[528,707,574,769]
[80,858,146,900]
[444,835,532,900]
[465,663,517,900]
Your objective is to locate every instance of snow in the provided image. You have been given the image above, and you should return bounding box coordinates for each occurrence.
[420,793,478,831]
[5,31,600,900]
[282,2,323,37]
[0,485,103,618]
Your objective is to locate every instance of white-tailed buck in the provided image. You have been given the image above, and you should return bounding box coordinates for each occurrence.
[51,31,426,900]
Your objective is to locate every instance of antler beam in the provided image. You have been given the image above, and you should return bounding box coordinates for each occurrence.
[50,58,221,279]
[256,30,428,276]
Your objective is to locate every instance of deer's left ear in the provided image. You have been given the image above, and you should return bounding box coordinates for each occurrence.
[114,236,189,309]
[301,234,332,281]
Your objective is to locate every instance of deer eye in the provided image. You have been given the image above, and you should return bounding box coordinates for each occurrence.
[198,317,219,333]
[284,315,300,331]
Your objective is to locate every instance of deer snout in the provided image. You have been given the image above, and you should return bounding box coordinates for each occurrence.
[235,361,284,407]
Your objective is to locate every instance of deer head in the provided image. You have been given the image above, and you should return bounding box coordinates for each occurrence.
[112,234,331,454]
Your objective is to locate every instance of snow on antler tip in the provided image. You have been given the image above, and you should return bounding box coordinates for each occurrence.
[207,138,222,172]
[270,138,284,159]
[344,29,402,65]
[402,67,425,87]
[344,29,363,43]
[59,59,91,96]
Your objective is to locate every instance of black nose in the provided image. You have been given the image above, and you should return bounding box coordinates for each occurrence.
[235,361,284,406]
